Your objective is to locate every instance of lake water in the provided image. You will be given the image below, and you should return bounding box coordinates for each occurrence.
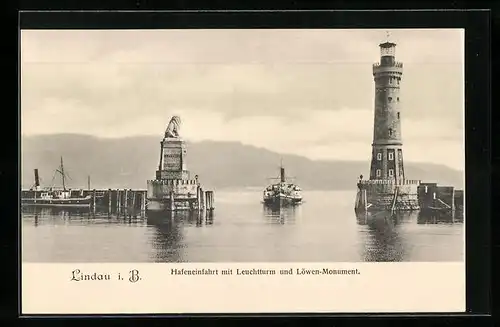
[21,190,464,262]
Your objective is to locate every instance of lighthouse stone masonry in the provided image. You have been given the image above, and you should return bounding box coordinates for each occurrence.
[355,40,421,213]
[146,116,207,212]
[370,41,404,182]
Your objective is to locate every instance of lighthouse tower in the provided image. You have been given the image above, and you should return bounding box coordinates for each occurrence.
[355,36,421,213]
[369,38,405,183]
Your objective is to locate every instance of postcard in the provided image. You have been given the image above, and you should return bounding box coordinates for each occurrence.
[20,27,465,314]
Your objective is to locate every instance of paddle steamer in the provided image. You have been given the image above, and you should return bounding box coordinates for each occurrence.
[263,162,303,208]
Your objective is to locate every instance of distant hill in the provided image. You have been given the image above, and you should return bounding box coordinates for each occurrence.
[20,134,464,191]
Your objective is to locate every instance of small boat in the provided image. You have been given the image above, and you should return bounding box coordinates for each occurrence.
[21,157,93,208]
[263,161,303,208]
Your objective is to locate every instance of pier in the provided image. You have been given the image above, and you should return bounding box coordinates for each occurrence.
[417,183,464,212]
[355,180,464,213]
[92,189,147,212]
[21,116,216,216]
[21,188,215,214]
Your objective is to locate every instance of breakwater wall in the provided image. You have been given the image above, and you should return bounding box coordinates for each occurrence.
[354,179,464,213]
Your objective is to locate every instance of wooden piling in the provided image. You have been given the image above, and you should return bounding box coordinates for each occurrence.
[108,188,112,211]
[199,208,206,224]
[117,190,121,211]
[354,191,360,210]
[205,191,214,210]
[170,191,175,211]
[196,186,201,210]
[124,189,129,209]
[141,191,146,212]
[363,189,367,212]
[198,187,204,210]
[451,188,455,211]
[132,190,136,211]
[92,189,96,210]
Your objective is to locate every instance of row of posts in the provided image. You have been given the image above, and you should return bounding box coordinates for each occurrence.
[197,187,215,211]
[89,189,147,212]
[89,188,213,213]
[168,187,215,211]
[111,189,147,212]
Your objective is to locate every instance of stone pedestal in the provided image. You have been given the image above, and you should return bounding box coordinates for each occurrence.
[157,137,189,180]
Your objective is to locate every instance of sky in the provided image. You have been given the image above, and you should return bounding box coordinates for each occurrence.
[21,29,464,170]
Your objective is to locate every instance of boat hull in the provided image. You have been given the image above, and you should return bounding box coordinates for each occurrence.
[263,195,302,208]
[21,198,92,208]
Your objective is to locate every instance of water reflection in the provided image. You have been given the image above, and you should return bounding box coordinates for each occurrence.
[21,190,464,262]
[356,210,408,262]
[146,210,215,262]
[22,206,91,218]
[146,209,214,226]
[146,211,183,262]
[356,209,463,262]
[262,205,300,224]
[22,206,94,225]
[21,205,148,227]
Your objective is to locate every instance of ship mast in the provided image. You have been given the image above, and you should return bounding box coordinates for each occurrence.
[56,156,66,191]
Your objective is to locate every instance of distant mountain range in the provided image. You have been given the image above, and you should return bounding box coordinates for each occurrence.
[21,134,464,191]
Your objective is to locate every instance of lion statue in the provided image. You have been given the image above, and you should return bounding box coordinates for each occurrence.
[164,116,181,138]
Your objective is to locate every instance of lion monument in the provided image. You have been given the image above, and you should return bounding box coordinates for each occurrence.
[164,115,182,138]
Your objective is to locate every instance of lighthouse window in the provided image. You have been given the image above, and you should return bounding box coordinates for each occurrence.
[388,128,393,136]
[388,152,394,160]
[397,97,400,101]
[388,169,394,177]
[377,153,382,160]
[376,169,381,177]
[397,112,400,119]
[388,97,392,102]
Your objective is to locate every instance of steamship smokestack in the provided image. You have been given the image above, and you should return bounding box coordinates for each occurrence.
[280,158,286,183]
[34,169,40,187]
